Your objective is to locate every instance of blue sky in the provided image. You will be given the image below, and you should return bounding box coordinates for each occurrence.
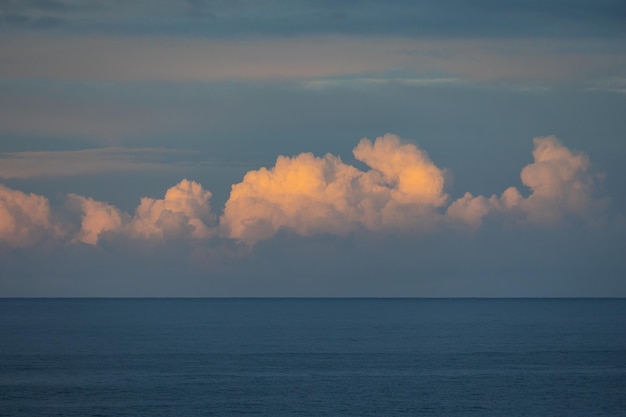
[1,0,625,296]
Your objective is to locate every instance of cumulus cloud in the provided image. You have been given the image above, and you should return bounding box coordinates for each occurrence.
[68,195,126,245]
[224,134,608,243]
[127,179,215,240]
[447,136,606,227]
[353,135,447,206]
[68,179,217,246]
[519,136,605,223]
[0,134,609,249]
[220,134,448,243]
[0,184,63,248]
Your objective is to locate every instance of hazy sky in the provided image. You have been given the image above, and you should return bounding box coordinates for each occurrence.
[1,0,625,297]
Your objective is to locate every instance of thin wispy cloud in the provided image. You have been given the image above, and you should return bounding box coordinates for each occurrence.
[0,148,237,179]
[2,0,623,38]
[1,36,623,84]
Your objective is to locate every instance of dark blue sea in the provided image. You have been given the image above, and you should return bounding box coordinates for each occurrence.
[1,298,625,416]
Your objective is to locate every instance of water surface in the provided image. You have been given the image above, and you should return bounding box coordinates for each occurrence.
[1,298,625,416]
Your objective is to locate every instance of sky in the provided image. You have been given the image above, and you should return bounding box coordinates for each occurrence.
[1,0,625,297]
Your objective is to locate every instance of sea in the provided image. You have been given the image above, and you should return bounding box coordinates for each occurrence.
[1,298,625,416]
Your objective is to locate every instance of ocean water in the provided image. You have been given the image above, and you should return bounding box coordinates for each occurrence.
[0,298,625,417]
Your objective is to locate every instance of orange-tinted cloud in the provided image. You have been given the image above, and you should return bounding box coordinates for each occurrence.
[0,184,63,247]
[128,179,215,240]
[68,195,126,245]
[66,179,217,246]
[220,134,448,243]
[447,136,606,227]
[0,135,609,249]
[519,136,605,224]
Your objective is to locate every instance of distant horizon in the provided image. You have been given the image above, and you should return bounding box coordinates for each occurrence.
[3,296,625,300]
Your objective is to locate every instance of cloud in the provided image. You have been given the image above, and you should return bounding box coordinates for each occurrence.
[224,134,609,243]
[220,134,448,244]
[0,148,208,179]
[3,1,623,38]
[519,136,604,224]
[127,179,216,240]
[0,179,217,248]
[69,179,217,245]
[0,134,610,249]
[68,194,126,245]
[0,83,225,141]
[302,77,461,89]
[585,77,626,94]
[1,35,623,84]
[447,135,607,227]
[353,135,447,206]
[0,184,63,247]
[0,36,399,83]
